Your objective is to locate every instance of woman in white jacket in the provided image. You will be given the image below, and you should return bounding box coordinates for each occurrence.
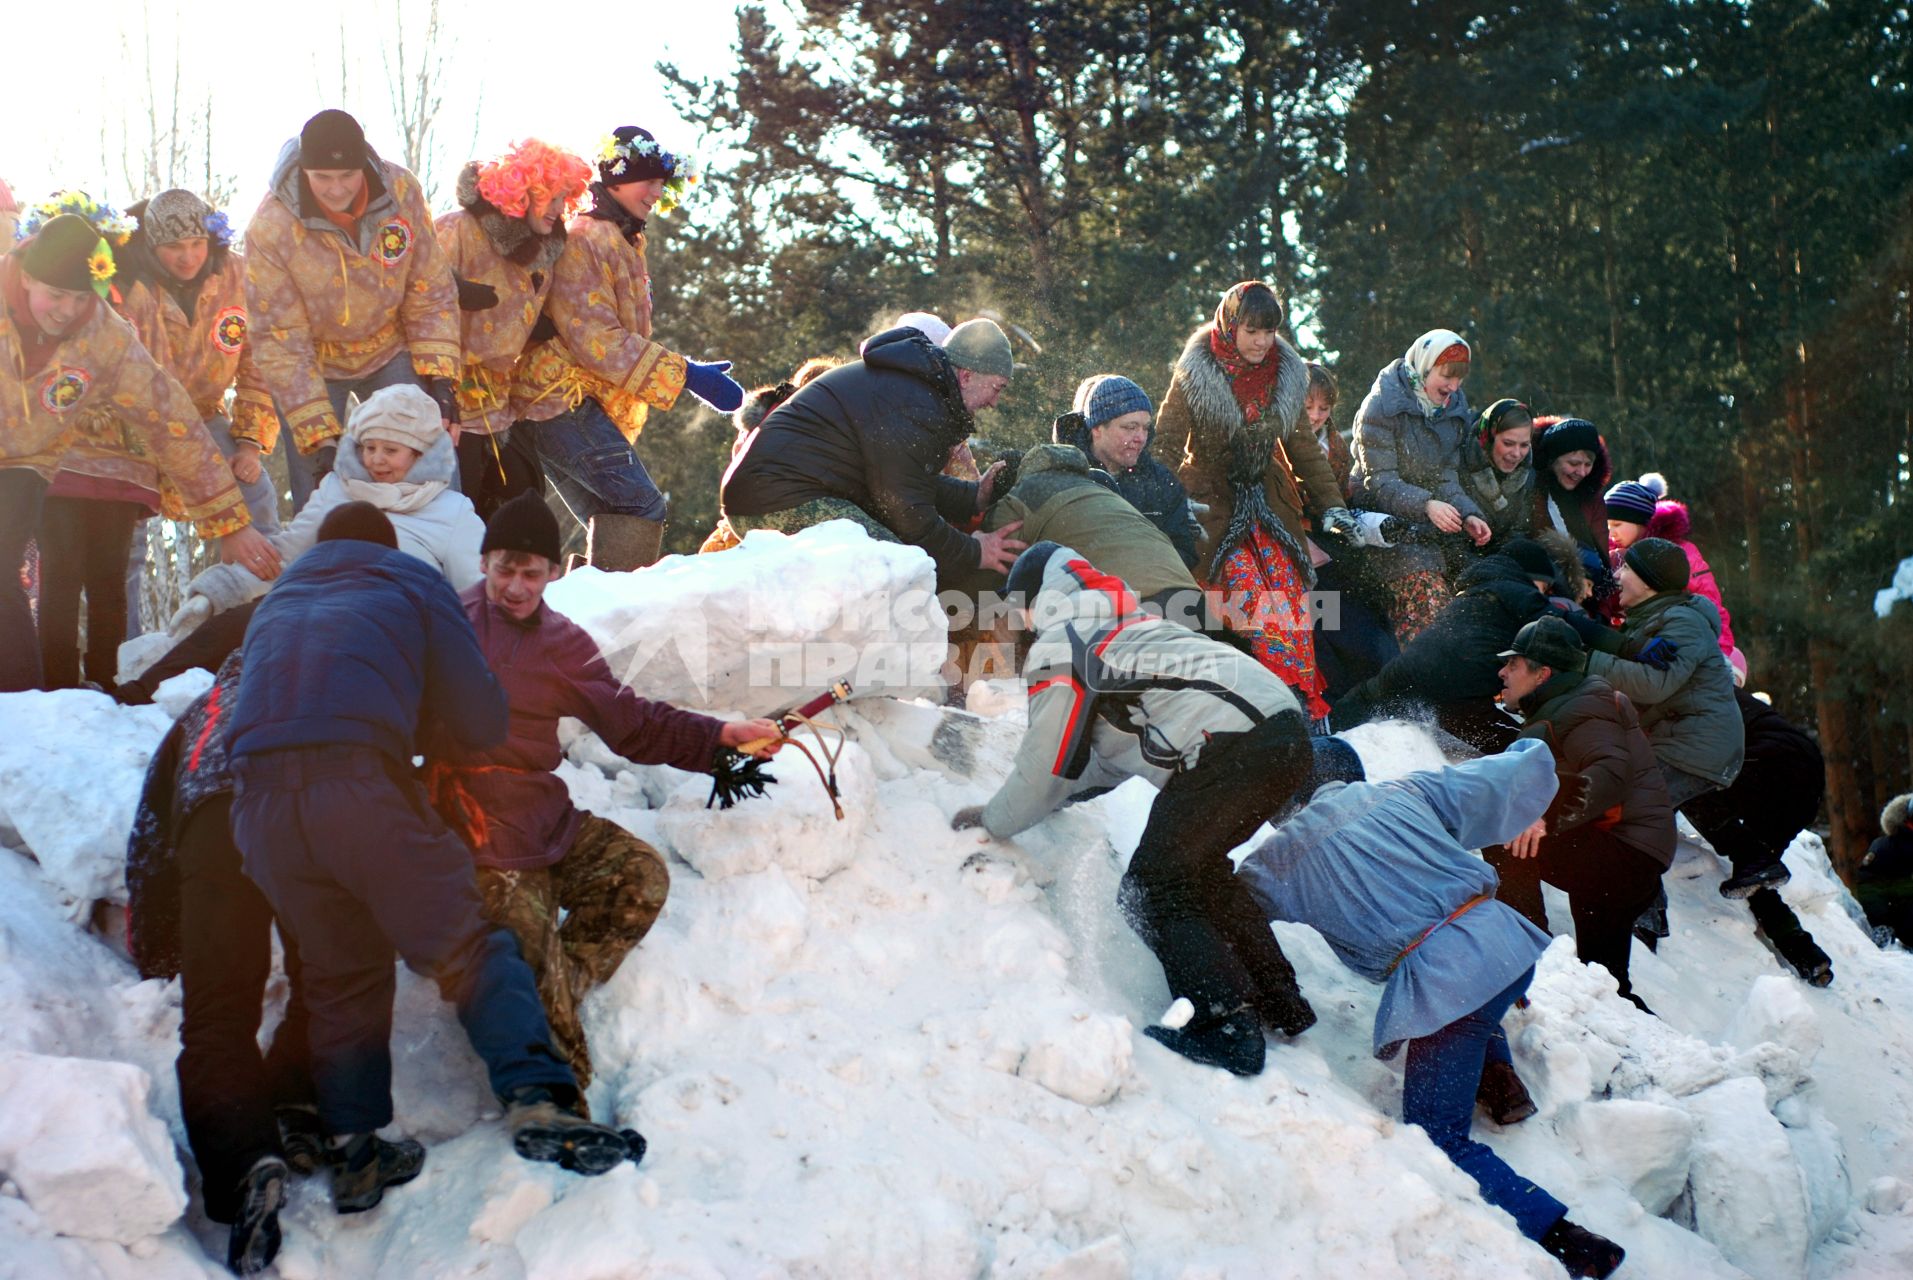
[176,384,483,623]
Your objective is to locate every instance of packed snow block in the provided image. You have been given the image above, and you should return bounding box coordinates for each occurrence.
[0,692,173,910]
[656,739,875,883]
[1865,1176,1911,1215]
[0,1050,186,1243]
[1017,1012,1134,1106]
[149,669,213,720]
[1556,1098,1696,1215]
[1686,1076,1813,1280]
[544,522,948,717]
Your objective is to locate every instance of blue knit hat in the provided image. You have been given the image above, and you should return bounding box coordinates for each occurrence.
[1604,479,1658,525]
[1304,736,1366,797]
[1072,375,1153,429]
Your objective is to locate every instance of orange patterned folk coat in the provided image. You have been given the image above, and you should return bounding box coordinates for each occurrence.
[512,216,685,443]
[237,139,459,453]
[434,201,562,436]
[0,256,248,535]
[120,249,277,450]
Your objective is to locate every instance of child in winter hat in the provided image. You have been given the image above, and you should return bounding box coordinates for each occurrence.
[351,384,445,456]
[1604,473,1667,549]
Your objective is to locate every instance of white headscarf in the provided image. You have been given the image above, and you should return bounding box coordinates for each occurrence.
[1402,328,1469,417]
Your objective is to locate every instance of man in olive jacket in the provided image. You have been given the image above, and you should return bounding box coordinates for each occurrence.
[1584,538,1745,808]
[1490,617,1675,1010]
[982,443,1198,613]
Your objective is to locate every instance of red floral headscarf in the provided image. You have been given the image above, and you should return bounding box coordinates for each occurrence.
[1208,281,1285,425]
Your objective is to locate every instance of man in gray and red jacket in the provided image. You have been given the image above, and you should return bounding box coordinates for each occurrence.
[426,490,781,1090]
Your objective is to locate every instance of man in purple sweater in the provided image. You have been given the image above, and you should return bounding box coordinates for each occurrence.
[428,491,780,1090]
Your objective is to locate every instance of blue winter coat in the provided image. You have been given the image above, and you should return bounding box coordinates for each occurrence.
[229,539,507,765]
[1239,737,1558,1059]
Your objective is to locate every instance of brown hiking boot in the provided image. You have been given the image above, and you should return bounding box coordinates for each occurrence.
[328,1133,425,1214]
[1476,1058,1539,1125]
[506,1086,635,1176]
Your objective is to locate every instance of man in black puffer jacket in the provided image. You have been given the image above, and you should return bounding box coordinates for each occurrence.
[720,321,1026,581]
[1490,617,1675,1011]
[1328,544,1555,750]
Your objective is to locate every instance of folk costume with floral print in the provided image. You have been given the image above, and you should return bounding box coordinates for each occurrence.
[238,135,460,454]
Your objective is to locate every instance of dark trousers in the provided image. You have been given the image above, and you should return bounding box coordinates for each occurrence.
[37,496,144,688]
[116,600,257,705]
[1486,825,1665,1004]
[1119,710,1315,1026]
[1684,768,1820,943]
[232,746,574,1135]
[0,469,48,692]
[176,796,313,1223]
[456,426,546,522]
[1402,968,1568,1240]
[1313,559,1400,701]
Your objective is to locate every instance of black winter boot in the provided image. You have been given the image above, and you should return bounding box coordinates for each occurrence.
[1772,928,1834,987]
[506,1086,635,1175]
[329,1133,426,1214]
[1143,1007,1265,1077]
[1540,1218,1626,1278]
[226,1155,287,1275]
[1721,860,1791,899]
[1476,1059,1538,1125]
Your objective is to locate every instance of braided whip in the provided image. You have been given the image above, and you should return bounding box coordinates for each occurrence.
[707,681,854,819]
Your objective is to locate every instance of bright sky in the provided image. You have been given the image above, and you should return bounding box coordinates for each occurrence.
[7,0,746,219]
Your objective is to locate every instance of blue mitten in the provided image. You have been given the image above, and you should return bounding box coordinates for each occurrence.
[1635,637,1680,670]
[685,359,745,413]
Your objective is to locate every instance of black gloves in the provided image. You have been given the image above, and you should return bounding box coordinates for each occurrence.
[422,377,460,423]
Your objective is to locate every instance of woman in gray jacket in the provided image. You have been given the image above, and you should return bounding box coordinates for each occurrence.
[1349,329,1493,643]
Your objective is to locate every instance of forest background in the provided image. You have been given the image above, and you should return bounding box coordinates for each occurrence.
[10,0,1912,873]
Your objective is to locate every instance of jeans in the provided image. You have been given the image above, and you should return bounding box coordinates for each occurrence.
[175,796,313,1223]
[126,414,281,639]
[530,398,668,523]
[1402,967,1568,1240]
[37,496,144,689]
[0,470,49,692]
[232,746,574,1135]
[1118,710,1316,1026]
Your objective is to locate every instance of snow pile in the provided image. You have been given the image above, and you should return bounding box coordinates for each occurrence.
[2,536,1913,1277]
[546,520,949,716]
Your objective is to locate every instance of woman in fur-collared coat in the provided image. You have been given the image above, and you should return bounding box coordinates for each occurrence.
[1166,281,1353,721]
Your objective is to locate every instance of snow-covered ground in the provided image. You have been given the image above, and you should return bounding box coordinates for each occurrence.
[3,524,1912,1279]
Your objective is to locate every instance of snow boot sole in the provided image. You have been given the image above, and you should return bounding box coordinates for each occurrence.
[1143,1011,1266,1077]
[508,1100,632,1176]
[330,1136,425,1214]
[227,1156,287,1276]
[1721,861,1792,899]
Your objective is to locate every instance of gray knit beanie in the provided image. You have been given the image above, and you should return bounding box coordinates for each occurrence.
[141,190,214,246]
[943,318,1014,380]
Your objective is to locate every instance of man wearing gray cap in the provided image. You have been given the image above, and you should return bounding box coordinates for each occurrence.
[1490,615,1674,1012]
[720,318,1027,579]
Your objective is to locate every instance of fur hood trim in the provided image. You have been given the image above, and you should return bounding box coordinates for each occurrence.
[1172,321,1309,440]
[1885,793,1911,837]
[454,162,569,273]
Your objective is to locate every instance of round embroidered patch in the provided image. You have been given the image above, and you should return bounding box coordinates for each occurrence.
[376,217,413,263]
[211,306,248,354]
[40,366,91,414]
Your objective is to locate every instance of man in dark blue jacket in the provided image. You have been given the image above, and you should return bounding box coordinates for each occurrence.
[1059,375,1202,569]
[228,502,635,1220]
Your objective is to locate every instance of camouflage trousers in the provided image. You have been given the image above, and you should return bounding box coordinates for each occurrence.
[727,498,901,544]
[475,813,669,1092]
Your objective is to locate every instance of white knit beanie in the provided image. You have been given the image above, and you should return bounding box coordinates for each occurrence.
[349,384,442,454]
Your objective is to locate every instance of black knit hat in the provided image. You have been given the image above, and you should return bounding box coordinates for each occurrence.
[482,489,563,566]
[1497,616,1586,670]
[316,500,397,548]
[19,214,110,295]
[1535,417,1601,465]
[1502,539,1558,587]
[598,126,676,188]
[1625,537,1691,593]
[299,109,368,169]
[1304,737,1367,796]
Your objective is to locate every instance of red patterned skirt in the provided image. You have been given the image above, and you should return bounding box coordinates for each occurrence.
[1216,526,1330,720]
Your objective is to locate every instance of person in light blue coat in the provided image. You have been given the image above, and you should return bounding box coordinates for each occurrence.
[1238,736,1627,1278]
